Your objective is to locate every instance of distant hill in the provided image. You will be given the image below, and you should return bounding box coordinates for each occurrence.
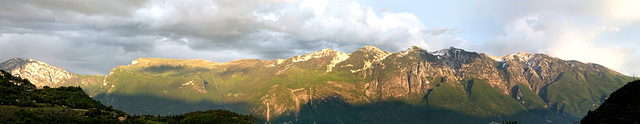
[0,58,103,95]
[0,70,255,123]
[1,46,636,123]
[581,80,640,123]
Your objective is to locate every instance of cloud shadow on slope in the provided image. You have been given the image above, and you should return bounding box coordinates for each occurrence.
[91,93,252,116]
[271,96,570,124]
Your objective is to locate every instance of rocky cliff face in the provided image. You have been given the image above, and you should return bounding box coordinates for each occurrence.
[0,58,74,88]
[1,46,635,123]
[0,58,103,94]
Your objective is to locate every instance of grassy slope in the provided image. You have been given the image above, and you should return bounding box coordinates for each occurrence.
[70,74,104,96]
[544,69,635,121]
[1,69,257,123]
[86,50,636,123]
[428,79,553,124]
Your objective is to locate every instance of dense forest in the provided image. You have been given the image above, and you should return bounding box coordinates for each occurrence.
[0,70,255,123]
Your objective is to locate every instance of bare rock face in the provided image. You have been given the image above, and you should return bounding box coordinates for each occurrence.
[0,57,73,88]
[1,46,632,123]
[0,58,103,95]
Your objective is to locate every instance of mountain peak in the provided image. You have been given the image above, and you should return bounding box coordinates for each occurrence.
[1,46,633,123]
[397,46,428,57]
[491,51,536,62]
[313,48,343,55]
[429,46,466,56]
[517,51,527,56]
[449,46,464,50]
[10,57,30,61]
[4,57,33,63]
[407,46,425,51]
[130,57,217,67]
[320,48,337,52]
[355,46,390,56]
[0,57,73,88]
[131,57,164,66]
[357,46,384,52]
[411,45,424,50]
[1,57,37,71]
[286,48,350,73]
[291,48,349,63]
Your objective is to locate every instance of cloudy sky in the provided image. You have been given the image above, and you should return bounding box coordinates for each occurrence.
[1,0,639,76]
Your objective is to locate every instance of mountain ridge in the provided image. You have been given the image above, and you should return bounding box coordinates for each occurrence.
[0,57,103,95]
[2,46,625,76]
[1,46,636,123]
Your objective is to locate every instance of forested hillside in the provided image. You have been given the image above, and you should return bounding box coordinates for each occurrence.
[0,70,124,123]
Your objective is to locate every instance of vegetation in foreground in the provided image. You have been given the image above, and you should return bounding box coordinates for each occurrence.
[127,110,255,124]
[0,70,255,123]
[581,80,640,124]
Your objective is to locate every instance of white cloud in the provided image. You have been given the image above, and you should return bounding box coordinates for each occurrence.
[0,0,638,76]
[600,26,620,33]
[602,0,640,25]
[1,0,460,74]
[476,0,640,75]
[299,0,328,15]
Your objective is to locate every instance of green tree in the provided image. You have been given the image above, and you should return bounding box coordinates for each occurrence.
[503,120,521,124]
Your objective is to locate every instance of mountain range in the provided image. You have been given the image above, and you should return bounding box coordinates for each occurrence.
[1,46,636,123]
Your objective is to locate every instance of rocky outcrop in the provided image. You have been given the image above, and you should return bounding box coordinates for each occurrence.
[0,57,74,88]
[0,57,103,95]
[1,46,633,123]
